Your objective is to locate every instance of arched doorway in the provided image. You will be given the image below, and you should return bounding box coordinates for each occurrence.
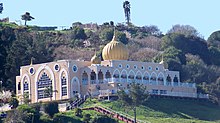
[82,71,88,85]
[71,77,80,98]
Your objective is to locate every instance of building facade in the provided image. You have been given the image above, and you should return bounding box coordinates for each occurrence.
[16,34,197,103]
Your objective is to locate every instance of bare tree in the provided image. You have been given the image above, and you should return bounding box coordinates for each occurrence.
[167,24,200,37]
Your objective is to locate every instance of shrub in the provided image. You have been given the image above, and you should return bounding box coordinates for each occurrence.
[17,104,40,123]
[8,97,19,109]
[91,114,117,123]
[39,114,53,123]
[43,101,59,117]
[53,113,82,123]
[74,108,82,117]
[82,113,91,123]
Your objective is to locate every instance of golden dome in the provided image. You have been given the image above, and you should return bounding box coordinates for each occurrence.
[91,52,101,64]
[102,34,129,60]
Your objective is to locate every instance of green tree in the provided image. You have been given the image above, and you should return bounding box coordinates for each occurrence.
[208,46,220,66]
[100,28,113,42]
[17,104,41,123]
[71,27,87,40]
[44,101,59,118]
[161,33,210,64]
[4,109,27,123]
[116,31,128,44]
[118,82,149,123]
[207,30,220,49]
[21,12,35,26]
[82,113,91,123]
[74,108,82,117]
[23,93,31,104]
[8,97,19,109]
[167,24,199,37]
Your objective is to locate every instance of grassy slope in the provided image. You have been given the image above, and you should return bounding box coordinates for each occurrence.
[83,98,220,123]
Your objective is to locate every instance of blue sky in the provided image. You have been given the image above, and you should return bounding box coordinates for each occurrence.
[1,0,220,39]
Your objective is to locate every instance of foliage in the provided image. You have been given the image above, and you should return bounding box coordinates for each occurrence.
[71,27,87,40]
[116,31,128,44]
[8,97,19,109]
[17,104,41,123]
[23,92,31,104]
[74,108,82,117]
[39,114,53,123]
[0,90,12,103]
[21,12,34,26]
[82,113,91,123]
[208,46,220,66]
[118,82,149,123]
[161,33,210,64]
[167,24,200,37]
[43,101,59,117]
[53,113,82,123]
[43,86,58,101]
[4,109,27,123]
[207,30,220,48]
[100,28,113,42]
[91,114,117,123]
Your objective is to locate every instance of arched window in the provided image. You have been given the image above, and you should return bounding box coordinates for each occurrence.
[37,72,52,99]
[82,71,88,85]
[150,73,157,85]
[90,71,96,84]
[105,71,111,79]
[158,74,164,85]
[166,75,172,86]
[98,70,104,84]
[61,76,67,96]
[105,70,112,83]
[173,75,178,82]
[24,81,29,91]
[166,75,171,82]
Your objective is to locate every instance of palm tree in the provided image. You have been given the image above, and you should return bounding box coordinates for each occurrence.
[21,12,35,26]
[123,1,131,25]
[0,3,3,14]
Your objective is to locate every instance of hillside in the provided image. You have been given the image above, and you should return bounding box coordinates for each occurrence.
[0,22,220,104]
[82,98,220,123]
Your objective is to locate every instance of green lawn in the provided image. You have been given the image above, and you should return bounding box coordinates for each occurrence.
[82,98,220,123]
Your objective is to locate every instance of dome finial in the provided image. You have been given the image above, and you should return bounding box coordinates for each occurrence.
[91,50,101,64]
[30,57,34,65]
[159,54,164,64]
[112,27,117,41]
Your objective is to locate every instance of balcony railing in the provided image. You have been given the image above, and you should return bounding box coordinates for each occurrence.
[89,78,196,88]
